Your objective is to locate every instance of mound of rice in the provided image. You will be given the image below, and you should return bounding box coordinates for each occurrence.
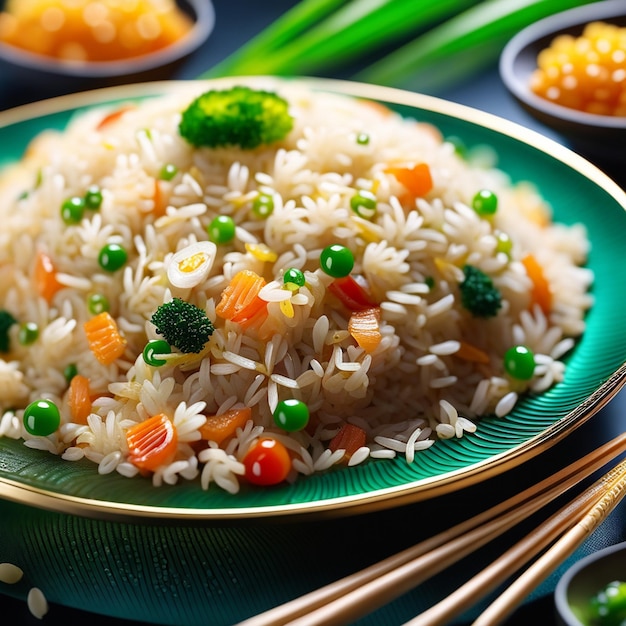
[0,81,593,494]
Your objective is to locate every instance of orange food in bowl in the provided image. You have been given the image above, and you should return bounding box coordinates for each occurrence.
[530,21,626,117]
[0,0,193,63]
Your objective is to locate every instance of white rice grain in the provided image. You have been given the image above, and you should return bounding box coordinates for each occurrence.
[270,373,299,389]
[374,436,409,453]
[27,587,48,620]
[439,399,458,424]
[56,273,92,290]
[436,423,456,439]
[267,380,279,414]
[427,294,455,317]
[430,340,461,356]
[210,363,242,376]
[495,392,518,418]
[457,416,477,434]
[98,451,122,474]
[0,563,23,584]
[369,449,397,459]
[292,457,314,475]
[313,448,345,471]
[62,446,85,461]
[429,376,458,389]
[386,291,423,306]
[405,427,423,464]
[222,351,260,371]
[348,446,370,466]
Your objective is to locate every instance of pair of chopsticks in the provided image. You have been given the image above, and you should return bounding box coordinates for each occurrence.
[237,432,626,626]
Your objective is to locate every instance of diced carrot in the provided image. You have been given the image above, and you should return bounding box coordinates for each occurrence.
[521,254,552,315]
[34,251,64,303]
[521,204,550,228]
[215,270,268,328]
[152,179,168,217]
[199,407,252,446]
[329,423,367,461]
[385,163,433,199]
[68,374,92,425]
[126,413,178,472]
[328,276,378,313]
[96,106,134,131]
[83,312,128,365]
[348,307,382,353]
[359,99,393,117]
[455,340,490,365]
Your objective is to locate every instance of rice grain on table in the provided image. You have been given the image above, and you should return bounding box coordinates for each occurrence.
[0,562,23,584]
[27,587,48,620]
[0,82,593,494]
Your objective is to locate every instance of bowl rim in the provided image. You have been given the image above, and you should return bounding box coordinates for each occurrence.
[0,0,215,77]
[499,0,626,130]
[554,539,626,626]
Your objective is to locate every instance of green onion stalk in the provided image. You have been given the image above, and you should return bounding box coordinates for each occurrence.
[358,0,603,92]
[202,0,481,79]
[201,0,601,95]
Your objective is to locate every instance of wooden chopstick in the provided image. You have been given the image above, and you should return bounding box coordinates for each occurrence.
[471,456,626,626]
[236,432,626,626]
[285,454,626,626]
[403,455,626,626]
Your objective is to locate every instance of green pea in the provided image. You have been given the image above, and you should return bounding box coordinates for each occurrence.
[61,196,85,224]
[84,185,103,210]
[504,345,535,380]
[589,580,626,624]
[159,164,178,181]
[87,293,110,315]
[252,193,274,218]
[472,189,498,217]
[283,268,305,288]
[142,339,171,367]
[320,244,354,278]
[23,399,61,436]
[425,276,435,291]
[356,133,370,145]
[18,322,39,346]
[207,215,236,244]
[495,231,513,257]
[273,399,309,432]
[98,243,127,272]
[350,190,377,219]
[64,363,78,383]
[446,135,467,158]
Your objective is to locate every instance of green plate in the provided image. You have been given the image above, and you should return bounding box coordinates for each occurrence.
[1,78,626,524]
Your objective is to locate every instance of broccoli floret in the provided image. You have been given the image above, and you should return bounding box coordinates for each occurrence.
[178,86,294,150]
[0,310,17,353]
[459,265,502,318]
[150,298,214,354]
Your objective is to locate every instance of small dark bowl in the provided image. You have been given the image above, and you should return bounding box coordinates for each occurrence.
[555,541,626,626]
[499,0,626,169]
[0,0,215,108]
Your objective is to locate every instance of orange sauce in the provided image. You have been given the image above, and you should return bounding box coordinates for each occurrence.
[0,0,193,63]
[530,21,626,117]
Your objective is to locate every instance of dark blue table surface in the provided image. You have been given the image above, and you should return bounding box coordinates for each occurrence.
[1,1,625,624]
